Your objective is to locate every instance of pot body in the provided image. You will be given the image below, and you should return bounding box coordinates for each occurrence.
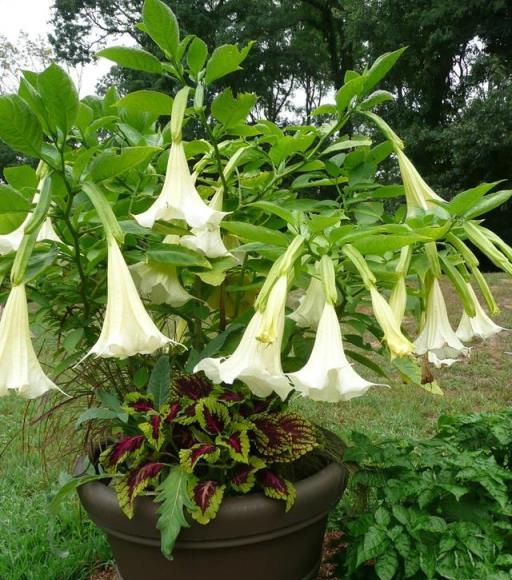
[77,459,347,580]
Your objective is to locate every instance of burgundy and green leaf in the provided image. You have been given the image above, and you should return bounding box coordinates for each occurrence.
[196,398,230,435]
[174,374,213,401]
[139,415,165,450]
[230,457,266,493]
[258,469,296,512]
[252,416,292,459]
[179,443,220,472]
[161,401,181,424]
[100,434,146,470]
[115,462,166,518]
[217,422,250,463]
[188,478,225,525]
[123,392,156,415]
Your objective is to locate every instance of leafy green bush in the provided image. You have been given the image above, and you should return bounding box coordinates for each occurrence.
[335,411,512,579]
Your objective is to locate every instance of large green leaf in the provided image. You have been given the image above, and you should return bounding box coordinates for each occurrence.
[116,90,173,116]
[156,467,195,559]
[143,0,180,58]
[147,244,211,269]
[187,37,208,76]
[364,47,407,92]
[204,43,253,85]
[37,63,79,137]
[211,89,257,129]
[0,184,31,234]
[147,355,171,408]
[0,94,43,156]
[444,182,501,217]
[220,221,289,247]
[335,76,365,113]
[89,146,160,181]
[464,189,512,219]
[97,46,162,74]
[3,165,38,193]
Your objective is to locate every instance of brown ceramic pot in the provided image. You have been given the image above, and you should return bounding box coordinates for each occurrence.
[76,457,347,580]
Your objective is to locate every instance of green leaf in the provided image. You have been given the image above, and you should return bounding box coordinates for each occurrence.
[156,467,195,560]
[148,355,171,408]
[322,138,372,155]
[444,182,500,216]
[147,244,211,269]
[359,90,394,111]
[143,0,180,58]
[364,48,407,92]
[204,43,253,85]
[75,407,119,428]
[352,234,428,255]
[0,94,43,156]
[3,165,38,192]
[38,63,79,137]
[211,89,257,129]
[358,526,389,565]
[464,189,512,219]
[375,549,399,580]
[116,90,173,116]
[0,185,31,234]
[220,221,289,247]
[335,76,365,113]
[49,472,114,515]
[89,146,160,181]
[97,46,162,74]
[187,37,208,75]
[250,201,295,224]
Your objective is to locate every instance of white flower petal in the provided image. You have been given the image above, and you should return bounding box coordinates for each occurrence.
[133,141,227,229]
[130,262,192,307]
[289,303,386,402]
[289,276,324,329]
[456,282,505,342]
[181,225,231,258]
[0,284,58,399]
[87,239,175,359]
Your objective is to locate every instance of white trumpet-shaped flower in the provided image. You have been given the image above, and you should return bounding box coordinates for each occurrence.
[194,278,292,400]
[0,284,59,399]
[370,286,415,358]
[134,141,227,230]
[0,210,63,256]
[256,275,288,344]
[414,278,469,367]
[456,282,505,342]
[181,188,231,258]
[389,276,407,326]
[289,302,386,402]
[86,238,175,359]
[289,276,325,329]
[130,262,192,307]
[396,148,446,219]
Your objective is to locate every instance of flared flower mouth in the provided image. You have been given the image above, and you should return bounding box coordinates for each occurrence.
[456,282,505,342]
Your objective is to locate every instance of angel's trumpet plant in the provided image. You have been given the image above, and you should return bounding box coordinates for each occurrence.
[289,272,325,329]
[130,262,192,307]
[414,278,469,367]
[0,284,59,398]
[389,246,411,326]
[456,282,505,342]
[289,256,386,402]
[134,88,227,230]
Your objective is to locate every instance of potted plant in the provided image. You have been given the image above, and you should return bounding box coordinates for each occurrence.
[0,0,511,578]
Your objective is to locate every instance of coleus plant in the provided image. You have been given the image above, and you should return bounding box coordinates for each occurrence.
[93,363,318,556]
[0,0,511,563]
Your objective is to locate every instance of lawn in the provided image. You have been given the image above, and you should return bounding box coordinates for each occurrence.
[1,273,511,579]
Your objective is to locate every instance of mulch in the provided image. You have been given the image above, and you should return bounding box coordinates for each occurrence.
[89,530,347,580]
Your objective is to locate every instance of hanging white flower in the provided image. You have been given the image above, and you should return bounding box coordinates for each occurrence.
[456,282,505,342]
[130,262,192,307]
[133,141,227,230]
[194,276,292,400]
[289,276,325,329]
[0,284,59,399]
[389,276,407,326]
[180,189,231,258]
[370,286,414,358]
[86,238,176,359]
[289,301,386,402]
[395,148,446,218]
[414,278,469,367]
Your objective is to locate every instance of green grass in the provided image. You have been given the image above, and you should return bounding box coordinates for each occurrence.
[1,273,512,578]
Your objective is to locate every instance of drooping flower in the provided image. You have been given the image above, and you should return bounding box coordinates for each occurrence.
[389,276,407,326]
[456,282,505,342]
[256,275,288,344]
[133,141,227,230]
[370,286,414,358]
[289,276,325,329]
[0,284,59,399]
[86,238,175,359]
[180,188,231,258]
[395,148,446,219]
[130,262,192,307]
[194,277,292,400]
[289,302,386,402]
[414,278,469,367]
